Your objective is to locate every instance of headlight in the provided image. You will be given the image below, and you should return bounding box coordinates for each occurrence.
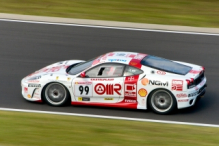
[28,75,41,80]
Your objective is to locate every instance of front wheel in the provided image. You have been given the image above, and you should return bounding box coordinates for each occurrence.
[44,83,70,106]
[149,89,176,114]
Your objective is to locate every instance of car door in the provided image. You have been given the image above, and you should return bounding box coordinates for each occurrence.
[73,63,125,103]
[118,65,144,106]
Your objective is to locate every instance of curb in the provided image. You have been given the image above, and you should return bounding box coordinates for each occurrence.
[1,13,219,34]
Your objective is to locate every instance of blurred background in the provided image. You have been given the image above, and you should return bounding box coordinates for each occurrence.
[0,0,219,27]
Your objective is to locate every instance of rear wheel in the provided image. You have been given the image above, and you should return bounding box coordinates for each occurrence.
[44,83,69,106]
[149,89,176,114]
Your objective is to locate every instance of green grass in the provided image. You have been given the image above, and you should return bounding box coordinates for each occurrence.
[0,110,218,146]
[0,0,219,27]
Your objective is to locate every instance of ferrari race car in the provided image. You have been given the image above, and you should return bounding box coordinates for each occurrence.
[21,52,207,114]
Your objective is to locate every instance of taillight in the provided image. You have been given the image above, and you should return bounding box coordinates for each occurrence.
[201,66,205,72]
[186,79,191,85]
[186,78,195,89]
[190,78,194,83]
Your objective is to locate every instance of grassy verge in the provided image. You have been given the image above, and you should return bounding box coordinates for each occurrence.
[0,111,218,146]
[0,0,219,27]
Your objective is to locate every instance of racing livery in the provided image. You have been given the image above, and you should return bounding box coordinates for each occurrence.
[21,52,207,114]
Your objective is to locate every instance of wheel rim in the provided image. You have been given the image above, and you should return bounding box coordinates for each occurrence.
[45,83,67,105]
[151,90,173,113]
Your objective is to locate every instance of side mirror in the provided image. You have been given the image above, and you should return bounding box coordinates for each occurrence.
[80,72,86,78]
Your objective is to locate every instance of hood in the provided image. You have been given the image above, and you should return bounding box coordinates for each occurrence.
[25,60,84,79]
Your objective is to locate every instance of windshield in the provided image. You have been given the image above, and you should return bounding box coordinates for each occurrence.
[68,58,95,75]
[141,55,192,75]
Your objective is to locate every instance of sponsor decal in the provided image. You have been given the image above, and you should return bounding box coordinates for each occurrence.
[125,99,136,103]
[149,80,168,86]
[141,78,149,86]
[172,80,183,91]
[199,80,205,87]
[24,87,28,93]
[141,78,168,86]
[92,56,102,66]
[124,75,139,98]
[27,94,31,98]
[195,86,199,91]
[28,84,41,87]
[125,84,136,97]
[178,99,189,102]
[28,80,40,83]
[75,84,92,96]
[75,82,92,85]
[56,76,59,80]
[104,98,113,100]
[67,77,71,81]
[141,99,146,106]
[188,92,198,97]
[94,83,121,95]
[91,78,114,81]
[116,53,126,56]
[33,89,40,99]
[127,76,135,81]
[134,54,146,60]
[27,65,69,77]
[78,97,90,101]
[188,85,196,89]
[127,54,136,58]
[157,71,166,75]
[176,93,187,98]
[33,96,40,99]
[108,59,127,62]
[189,70,201,74]
[138,88,147,97]
[108,53,115,56]
[101,55,107,60]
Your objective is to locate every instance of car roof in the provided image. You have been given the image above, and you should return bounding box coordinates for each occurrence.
[92,51,147,68]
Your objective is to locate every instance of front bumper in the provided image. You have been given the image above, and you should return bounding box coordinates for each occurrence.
[21,78,42,102]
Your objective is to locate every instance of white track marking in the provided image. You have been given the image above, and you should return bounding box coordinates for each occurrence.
[0,108,218,128]
[1,18,219,36]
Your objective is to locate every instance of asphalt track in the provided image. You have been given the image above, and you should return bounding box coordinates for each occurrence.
[0,20,219,125]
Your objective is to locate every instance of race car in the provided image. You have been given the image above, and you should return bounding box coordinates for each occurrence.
[21,52,207,114]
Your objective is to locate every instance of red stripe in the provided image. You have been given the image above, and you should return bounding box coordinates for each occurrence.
[128,53,147,69]
[71,102,137,109]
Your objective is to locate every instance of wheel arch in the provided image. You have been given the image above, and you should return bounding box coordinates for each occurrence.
[146,88,177,110]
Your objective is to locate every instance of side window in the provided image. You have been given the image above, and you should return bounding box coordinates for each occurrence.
[123,65,143,76]
[86,64,125,77]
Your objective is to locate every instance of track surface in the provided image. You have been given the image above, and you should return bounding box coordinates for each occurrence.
[1,20,219,125]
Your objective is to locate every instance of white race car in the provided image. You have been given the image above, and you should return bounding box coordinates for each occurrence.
[21,52,207,114]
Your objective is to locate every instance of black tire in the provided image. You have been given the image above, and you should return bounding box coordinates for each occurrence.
[44,83,70,106]
[148,89,176,115]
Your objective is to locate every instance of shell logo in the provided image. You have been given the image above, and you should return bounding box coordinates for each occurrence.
[27,94,31,98]
[138,88,147,97]
[141,78,149,86]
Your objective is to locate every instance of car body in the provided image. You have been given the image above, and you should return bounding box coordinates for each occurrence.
[21,52,207,114]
